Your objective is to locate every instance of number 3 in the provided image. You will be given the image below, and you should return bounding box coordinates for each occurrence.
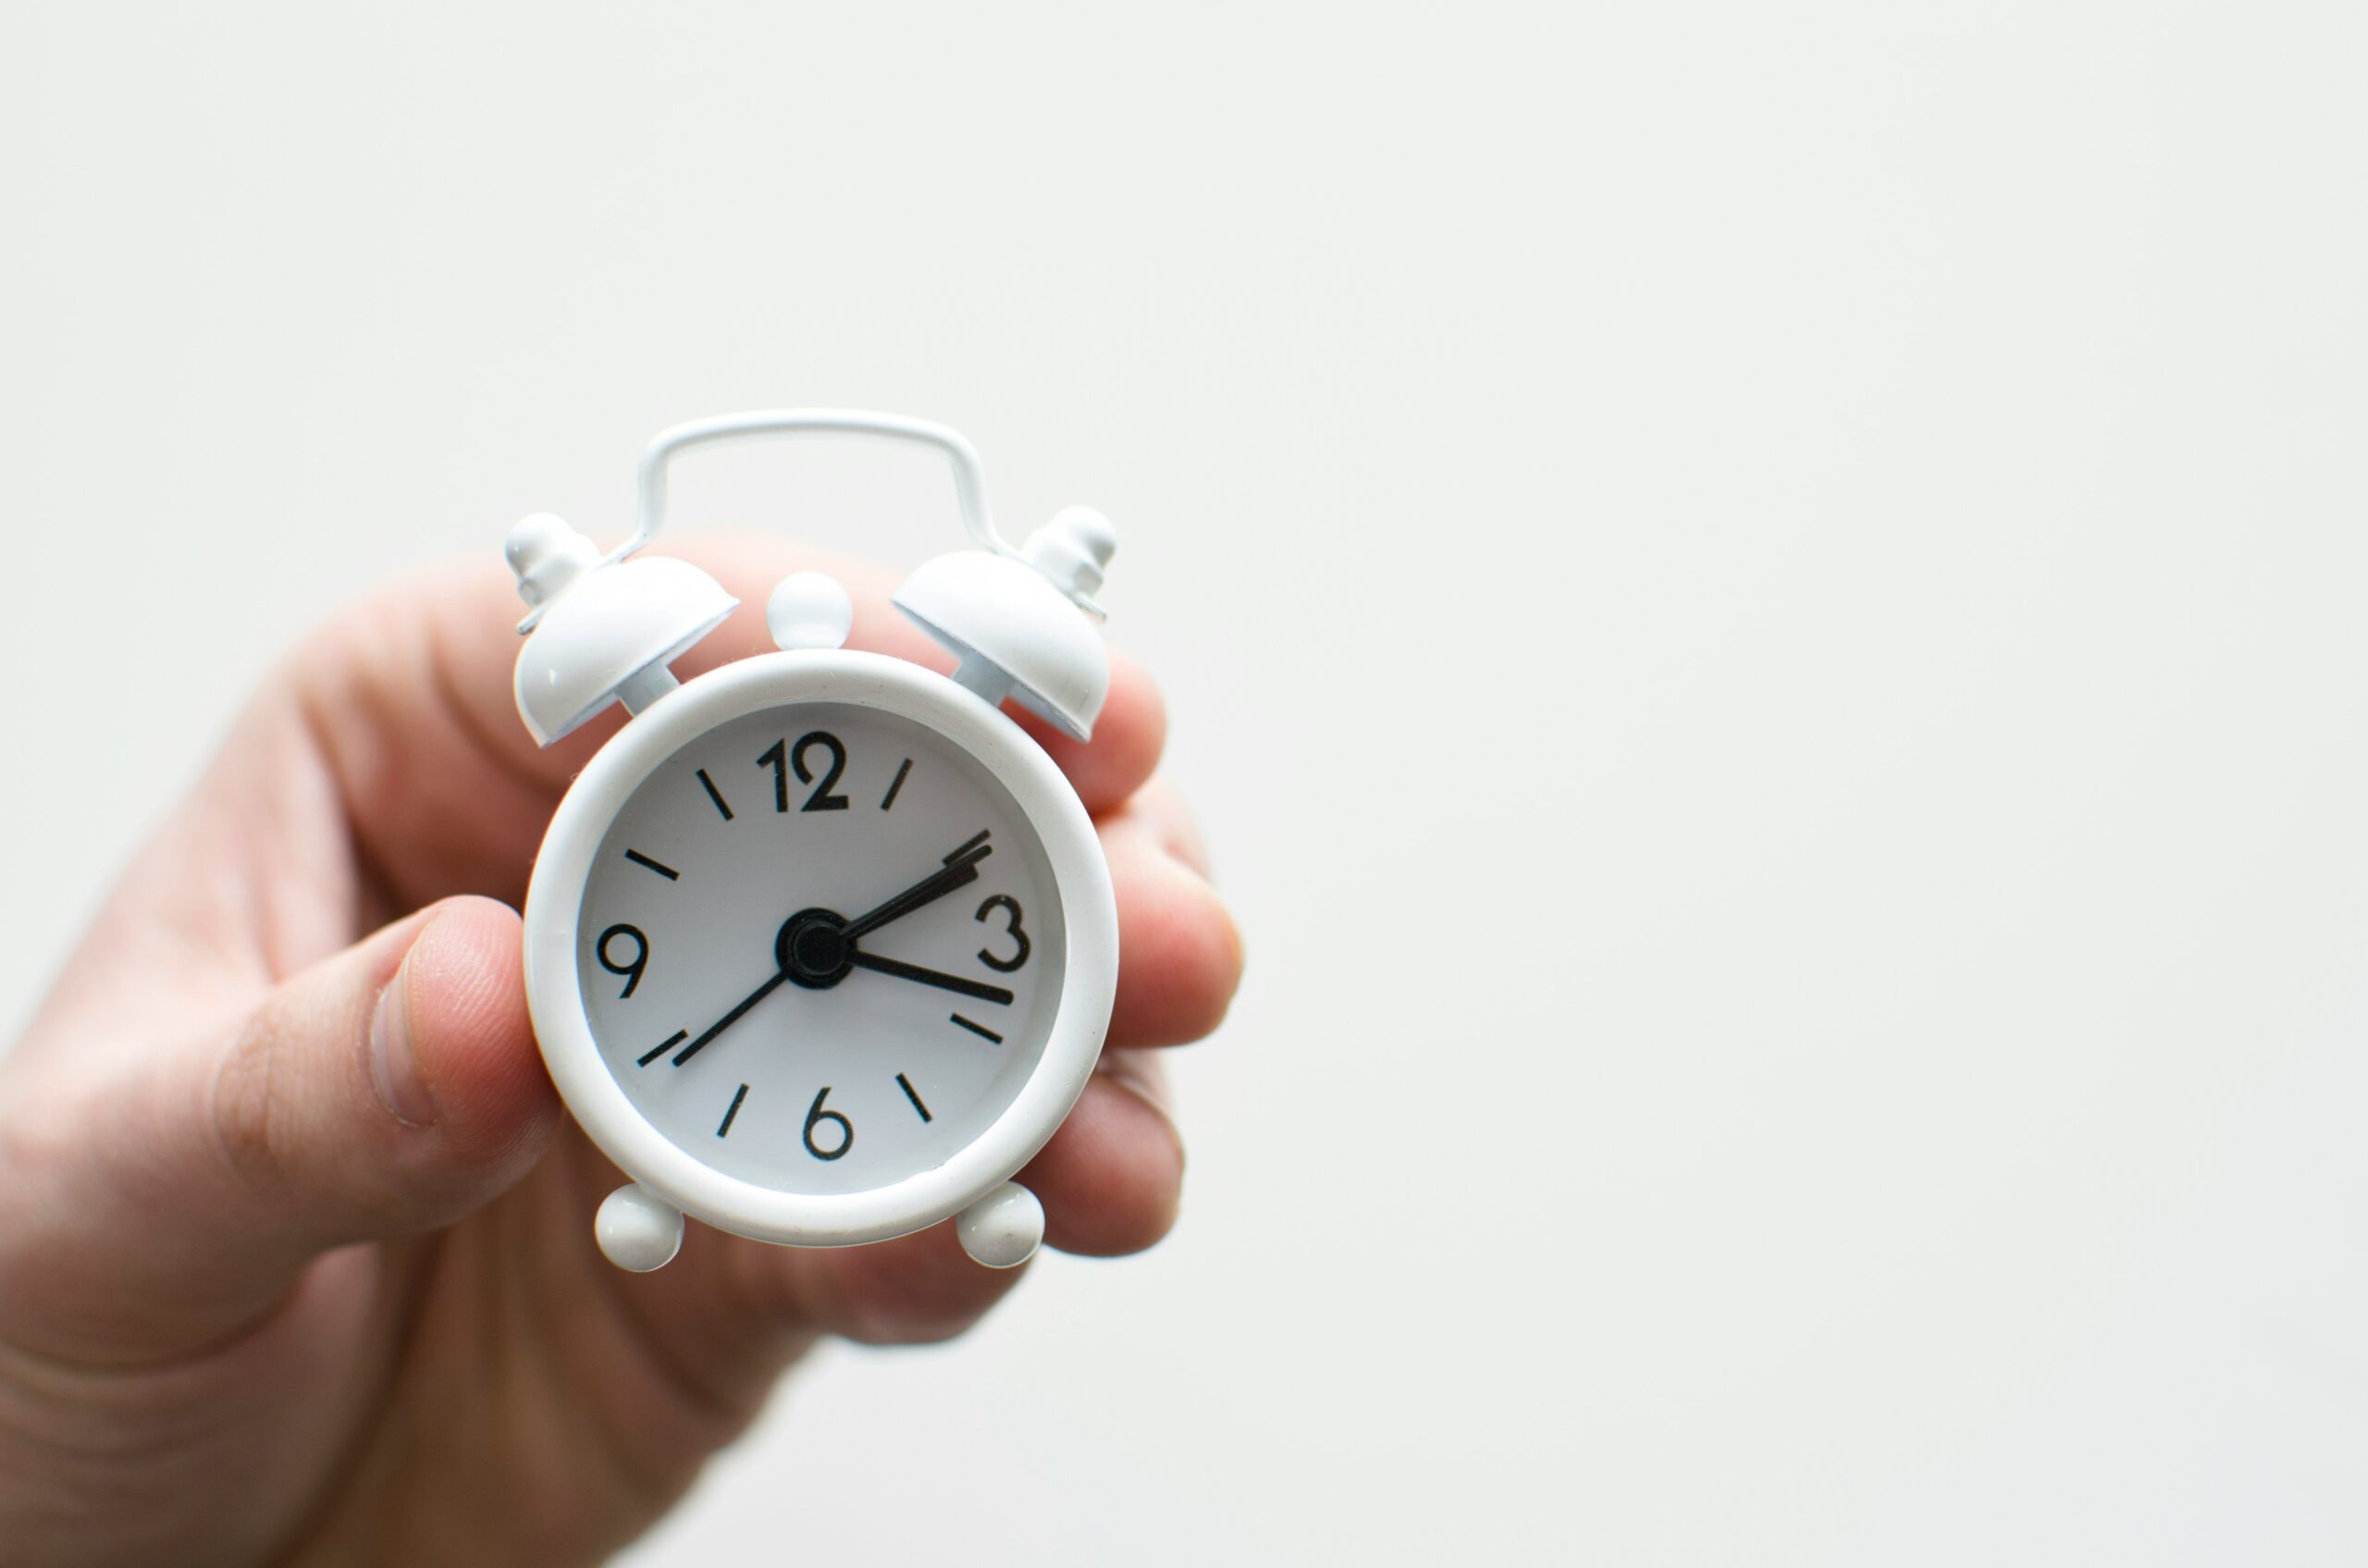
[974,895,1030,973]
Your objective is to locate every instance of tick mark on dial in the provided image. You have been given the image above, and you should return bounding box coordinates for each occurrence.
[623,849,680,881]
[638,1030,690,1067]
[880,758,913,811]
[895,1071,933,1122]
[717,1082,749,1137]
[949,1013,1004,1044]
[696,768,734,821]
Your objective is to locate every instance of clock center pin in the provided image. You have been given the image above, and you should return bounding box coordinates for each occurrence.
[778,907,854,988]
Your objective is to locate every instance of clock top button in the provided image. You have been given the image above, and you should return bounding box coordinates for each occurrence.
[768,573,854,652]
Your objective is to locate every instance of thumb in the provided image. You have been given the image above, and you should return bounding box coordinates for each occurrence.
[3,897,559,1361]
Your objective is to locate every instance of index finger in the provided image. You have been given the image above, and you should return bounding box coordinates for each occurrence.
[291,537,1167,911]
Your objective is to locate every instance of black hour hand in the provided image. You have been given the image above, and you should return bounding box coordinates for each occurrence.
[840,830,993,941]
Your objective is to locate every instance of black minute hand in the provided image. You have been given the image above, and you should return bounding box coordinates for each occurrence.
[845,951,1016,1005]
[671,969,792,1067]
[840,831,993,941]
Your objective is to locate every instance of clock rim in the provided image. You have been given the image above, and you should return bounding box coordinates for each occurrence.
[521,648,1118,1248]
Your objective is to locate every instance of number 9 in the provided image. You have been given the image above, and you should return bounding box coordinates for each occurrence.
[598,923,648,998]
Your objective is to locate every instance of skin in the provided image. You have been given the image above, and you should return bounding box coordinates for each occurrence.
[0,539,1242,1567]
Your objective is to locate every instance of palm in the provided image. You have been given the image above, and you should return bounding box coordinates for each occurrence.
[0,541,1239,1567]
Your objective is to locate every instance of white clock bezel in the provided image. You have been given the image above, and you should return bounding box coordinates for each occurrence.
[521,648,1118,1249]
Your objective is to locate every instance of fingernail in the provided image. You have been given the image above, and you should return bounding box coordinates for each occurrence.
[1163,846,1245,982]
[1097,1051,1185,1176]
[369,956,438,1127]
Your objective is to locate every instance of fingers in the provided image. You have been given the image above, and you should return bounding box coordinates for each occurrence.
[762,1224,1029,1348]
[1104,785,1245,1047]
[293,537,1168,910]
[0,898,559,1361]
[1007,648,1168,810]
[1025,1053,1186,1255]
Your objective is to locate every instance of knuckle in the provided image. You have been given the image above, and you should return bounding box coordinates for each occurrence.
[207,1012,290,1199]
[0,1087,70,1286]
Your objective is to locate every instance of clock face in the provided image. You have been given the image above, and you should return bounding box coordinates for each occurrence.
[574,699,1067,1196]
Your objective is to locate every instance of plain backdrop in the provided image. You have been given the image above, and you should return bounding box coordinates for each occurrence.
[6,3,2367,1562]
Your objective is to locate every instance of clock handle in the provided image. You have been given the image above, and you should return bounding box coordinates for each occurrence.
[517,410,1021,635]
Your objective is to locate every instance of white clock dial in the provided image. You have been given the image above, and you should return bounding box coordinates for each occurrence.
[574,700,1067,1195]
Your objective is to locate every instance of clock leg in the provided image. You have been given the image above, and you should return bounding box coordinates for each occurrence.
[955,1180,1044,1269]
[596,1182,685,1272]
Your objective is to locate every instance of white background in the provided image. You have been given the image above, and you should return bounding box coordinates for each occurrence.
[6,3,2366,1562]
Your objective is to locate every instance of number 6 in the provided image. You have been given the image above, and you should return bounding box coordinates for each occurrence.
[803,1086,854,1161]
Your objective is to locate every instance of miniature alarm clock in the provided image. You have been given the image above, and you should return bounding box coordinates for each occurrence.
[501,410,1119,1274]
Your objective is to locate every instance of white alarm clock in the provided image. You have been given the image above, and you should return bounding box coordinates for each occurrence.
[501,411,1120,1274]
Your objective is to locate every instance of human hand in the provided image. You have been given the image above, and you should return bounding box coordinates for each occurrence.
[0,540,1242,1566]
